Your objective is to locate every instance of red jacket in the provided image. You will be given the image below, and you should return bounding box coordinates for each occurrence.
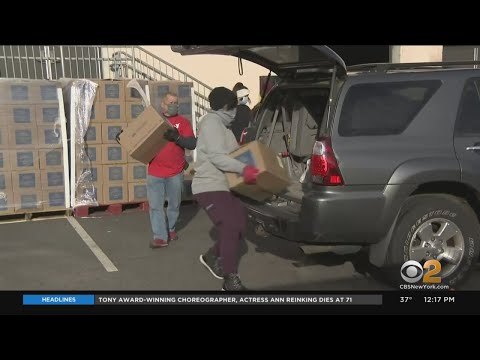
[148,114,194,178]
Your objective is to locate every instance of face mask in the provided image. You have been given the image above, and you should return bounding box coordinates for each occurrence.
[166,104,179,116]
[238,96,250,106]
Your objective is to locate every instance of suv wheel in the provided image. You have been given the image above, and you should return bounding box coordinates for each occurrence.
[385,194,480,288]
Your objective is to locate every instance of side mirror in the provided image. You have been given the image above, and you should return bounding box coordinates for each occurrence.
[239,126,257,145]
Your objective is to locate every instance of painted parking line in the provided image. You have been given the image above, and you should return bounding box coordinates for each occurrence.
[66,217,118,273]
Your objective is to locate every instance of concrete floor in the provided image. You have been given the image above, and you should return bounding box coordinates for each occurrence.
[1,203,479,291]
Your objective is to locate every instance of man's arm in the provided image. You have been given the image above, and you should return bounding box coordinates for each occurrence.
[176,117,196,150]
[176,136,196,150]
[163,118,197,150]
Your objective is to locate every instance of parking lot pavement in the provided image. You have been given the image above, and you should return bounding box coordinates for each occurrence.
[2,202,480,291]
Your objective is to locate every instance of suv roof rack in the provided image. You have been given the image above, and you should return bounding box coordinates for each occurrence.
[348,60,480,73]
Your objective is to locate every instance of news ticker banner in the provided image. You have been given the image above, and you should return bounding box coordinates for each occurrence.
[22,294,382,305]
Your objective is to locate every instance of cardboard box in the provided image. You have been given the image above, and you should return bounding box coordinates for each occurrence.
[102,144,127,165]
[95,101,126,123]
[89,101,106,123]
[79,145,102,165]
[37,125,63,148]
[0,108,6,126]
[98,80,125,102]
[128,182,147,202]
[13,191,43,213]
[102,122,126,144]
[8,126,38,148]
[12,170,41,191]
[127,155,142,163]
[77,184,103,205]
[33,82,60,103]
[42,190,66,210]
[0,150,10,171]
[0,105,36,126]
[39,149,63,169]
[10,150,39,171]
[84,124,102,144]
[76,164,103,184]
[103,164,127,183]
[61,78,99,107]
[125,80,148,102]
[0,80,59,104]
[226,141,291,202]
[0,127,8,149]
[117,106,172,164]
[0,80,34,104]
[178,100,193,118]
[0,171,12,193]
[126,101,146,122]
[41,167,65,190]
[127,163,147,182]
[0,189,14,215]
[103,183,128,204]
[35,104,60,126]
[149,81,193,100]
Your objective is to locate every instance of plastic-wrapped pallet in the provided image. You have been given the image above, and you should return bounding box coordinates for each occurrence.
[0,79,69,217]
[62,79,99,208]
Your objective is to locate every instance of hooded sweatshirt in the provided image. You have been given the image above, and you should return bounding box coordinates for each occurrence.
[192,109,246,195]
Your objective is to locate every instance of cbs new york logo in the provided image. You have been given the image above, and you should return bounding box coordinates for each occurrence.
[400,260,448,289]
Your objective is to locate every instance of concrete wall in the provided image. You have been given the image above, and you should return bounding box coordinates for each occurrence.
[142,46,271,107]
[391,46,443,63]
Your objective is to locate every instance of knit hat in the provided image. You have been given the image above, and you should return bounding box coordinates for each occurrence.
[208,87,237,111]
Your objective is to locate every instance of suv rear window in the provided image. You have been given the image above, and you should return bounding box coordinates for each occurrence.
[456,79,480,135]
[338,80,442,136]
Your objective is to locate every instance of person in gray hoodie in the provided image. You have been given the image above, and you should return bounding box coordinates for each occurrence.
[193,87,259,291]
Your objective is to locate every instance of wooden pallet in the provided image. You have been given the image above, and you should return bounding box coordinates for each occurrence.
[0,209,73,223]
[73,201,149,217]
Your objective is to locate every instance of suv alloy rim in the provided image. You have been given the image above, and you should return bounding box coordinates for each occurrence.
[409,218,465,278]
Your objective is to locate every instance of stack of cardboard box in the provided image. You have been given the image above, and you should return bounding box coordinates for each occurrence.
[0,79,67,215]
[77,79,127,205]
[73,79,194,208]
[124,79,149,203]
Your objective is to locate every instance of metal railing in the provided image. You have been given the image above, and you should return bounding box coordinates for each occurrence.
[0,45,212,117]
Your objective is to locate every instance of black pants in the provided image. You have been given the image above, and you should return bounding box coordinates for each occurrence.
[194,191,247,274]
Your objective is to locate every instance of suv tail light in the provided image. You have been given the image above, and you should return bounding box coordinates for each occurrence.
[310,137,344,186]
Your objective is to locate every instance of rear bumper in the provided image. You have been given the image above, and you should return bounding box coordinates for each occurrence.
[241,184,414,245]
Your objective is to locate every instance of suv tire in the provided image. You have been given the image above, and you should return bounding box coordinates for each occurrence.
[385,194,480,288]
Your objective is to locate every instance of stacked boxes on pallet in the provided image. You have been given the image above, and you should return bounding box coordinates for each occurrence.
[124,80,148,204]
[69,79,195,209]
[87,79,129,205]
[0,79,67,216]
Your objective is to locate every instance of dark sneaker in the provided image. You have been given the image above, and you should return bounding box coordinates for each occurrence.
[149,239,168,248]
[169,231,178,241]
[222,274,247,291]
[199,250,223,280]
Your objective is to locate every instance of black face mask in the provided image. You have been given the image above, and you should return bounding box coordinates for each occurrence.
[166,104,179,116]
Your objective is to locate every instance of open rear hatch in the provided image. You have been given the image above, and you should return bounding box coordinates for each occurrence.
[172,46,347,239]
[170,45,346,78]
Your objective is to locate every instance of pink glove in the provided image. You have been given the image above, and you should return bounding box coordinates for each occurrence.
[243,165,260,185]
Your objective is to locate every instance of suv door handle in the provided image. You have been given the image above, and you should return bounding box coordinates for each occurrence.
[466,146,480,151]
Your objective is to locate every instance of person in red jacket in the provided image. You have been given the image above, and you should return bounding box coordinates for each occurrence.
[147,91,196,248]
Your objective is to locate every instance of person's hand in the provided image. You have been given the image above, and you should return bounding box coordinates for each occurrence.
[242,165,260,185]
[164,127,180,142]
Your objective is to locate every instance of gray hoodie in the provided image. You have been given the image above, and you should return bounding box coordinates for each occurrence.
[192,109,246,195]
